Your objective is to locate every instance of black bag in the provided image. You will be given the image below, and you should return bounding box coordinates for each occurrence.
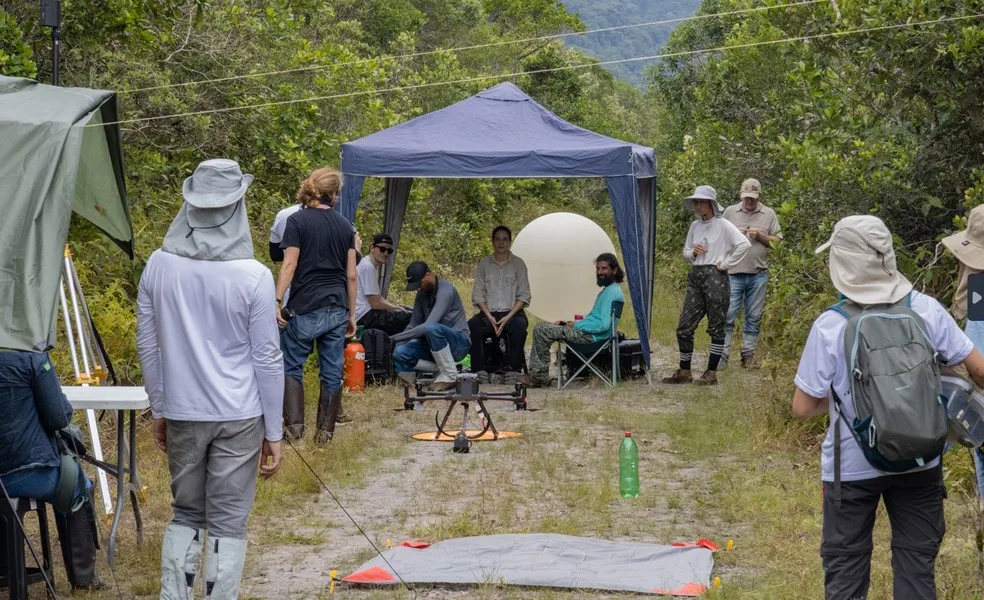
[362,328,393,385]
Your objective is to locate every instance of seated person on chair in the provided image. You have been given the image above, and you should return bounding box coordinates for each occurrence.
[528,253,626,387]
[355,233,412,336]
[0,351,100,589]
[468,225,532,382]
[392,261,471,391]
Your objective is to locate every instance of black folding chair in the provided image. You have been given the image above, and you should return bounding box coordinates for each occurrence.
[557,300,624,389]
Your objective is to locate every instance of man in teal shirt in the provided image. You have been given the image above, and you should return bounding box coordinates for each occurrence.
[528,253,625,386]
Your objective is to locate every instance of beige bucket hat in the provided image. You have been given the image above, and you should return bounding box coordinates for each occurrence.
[942,204,984,270]
[815,215,913,305]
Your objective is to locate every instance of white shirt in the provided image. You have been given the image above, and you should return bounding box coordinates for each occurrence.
[355,257,381,321]
[136,250,285,442]
[794,291,973,481]
[270,204,301,244]
[682,216,751,272]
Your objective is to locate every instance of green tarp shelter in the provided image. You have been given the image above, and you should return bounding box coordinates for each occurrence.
[0,75,132,352]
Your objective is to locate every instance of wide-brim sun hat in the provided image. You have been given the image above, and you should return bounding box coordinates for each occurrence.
[683,185,724,216]
[182,158,254,209]
[942,204,984,270]
[815,215,912,305]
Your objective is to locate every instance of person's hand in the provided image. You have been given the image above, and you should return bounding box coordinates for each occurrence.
[486,313,498,329]
[259,440,282,479]
[716,261,725,272]
[693,244,706,256]
[152,418,167,453]
[354,231,363,252]
[277,311,288,329]
[495,314,512,337]
[746,228,760,241]
[346,318,357,338]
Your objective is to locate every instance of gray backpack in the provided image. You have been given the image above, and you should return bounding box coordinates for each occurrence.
[827,294,946,494]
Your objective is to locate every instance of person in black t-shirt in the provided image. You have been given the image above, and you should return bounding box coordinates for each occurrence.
[275,168,358,445]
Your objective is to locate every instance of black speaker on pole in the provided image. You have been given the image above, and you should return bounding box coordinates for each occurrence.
[39,0,60,28]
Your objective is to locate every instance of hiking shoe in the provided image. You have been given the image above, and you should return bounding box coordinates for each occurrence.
[475,370,490,384]
[314,429,333,445]
[741,353,760,369]
[503,371,523,385]
[661,369,693,384]
[335,414,353,425]
[694,370,718,386]
[490,373,505,385]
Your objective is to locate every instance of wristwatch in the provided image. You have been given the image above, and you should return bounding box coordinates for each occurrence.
[276,298,283,304]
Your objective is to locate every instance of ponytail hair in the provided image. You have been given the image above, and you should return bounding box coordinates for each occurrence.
[296,168,342,208]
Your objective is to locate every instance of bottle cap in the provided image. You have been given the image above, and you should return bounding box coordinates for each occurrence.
[625,431,631,437]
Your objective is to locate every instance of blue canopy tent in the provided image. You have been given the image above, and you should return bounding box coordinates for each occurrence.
[339,82,657,367]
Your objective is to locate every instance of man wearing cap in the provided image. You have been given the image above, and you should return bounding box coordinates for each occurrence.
[391,262,471,391]
[137,158,284,599]
[663,185,751,386]
[468,225,532,382]
[355,233,412,336]
[721,178,782,369]
[792,215,984,600]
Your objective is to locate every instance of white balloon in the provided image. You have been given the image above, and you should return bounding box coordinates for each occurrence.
[512,212,616,323]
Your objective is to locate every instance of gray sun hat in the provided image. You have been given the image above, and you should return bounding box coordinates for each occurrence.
[815,215,912,305]
[182,158,254,209]
[683,185,724,217]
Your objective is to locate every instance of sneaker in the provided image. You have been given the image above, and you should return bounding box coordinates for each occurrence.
[661,369,693,384]
[741,353,760,369]
[475,370,490,384]
[490,373,505,385]
[694,370,718,386]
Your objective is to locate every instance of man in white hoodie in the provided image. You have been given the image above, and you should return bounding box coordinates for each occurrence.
[137,159,284,599]
[663,185,751,386]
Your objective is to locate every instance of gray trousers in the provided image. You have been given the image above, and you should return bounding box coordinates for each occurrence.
[167,418,264,540]
[822,465,945,600]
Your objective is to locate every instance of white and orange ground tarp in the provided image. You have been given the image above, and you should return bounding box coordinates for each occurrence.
[344,533,718,596]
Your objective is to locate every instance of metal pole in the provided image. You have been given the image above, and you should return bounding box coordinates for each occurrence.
[51,26,60,86]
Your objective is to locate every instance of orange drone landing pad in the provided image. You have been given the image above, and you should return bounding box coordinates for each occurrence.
[412,430,523,442]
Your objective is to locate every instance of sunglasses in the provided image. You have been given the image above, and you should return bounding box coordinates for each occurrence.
[374,245,394,254]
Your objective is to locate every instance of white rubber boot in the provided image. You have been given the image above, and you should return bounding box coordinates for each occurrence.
[203,536,248,600]
[160,524,204,600]
[429,346,458,391]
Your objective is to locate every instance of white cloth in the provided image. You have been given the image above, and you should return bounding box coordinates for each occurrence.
[794,291,974,482]
[682,216,751,272]
[136,250,285,442]
[355,257,381,321]
[269,204,301,244]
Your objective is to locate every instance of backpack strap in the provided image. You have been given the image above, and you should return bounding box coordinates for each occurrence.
[825,299,862,321]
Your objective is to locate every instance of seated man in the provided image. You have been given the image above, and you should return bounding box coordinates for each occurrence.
[468,225,532,381]
[0,350,100,589]
[355,233,412,336]
[528,253,626,387]
[392,261,471,391]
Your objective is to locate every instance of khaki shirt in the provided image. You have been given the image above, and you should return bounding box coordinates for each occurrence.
[471,253,532,313]
[722,202,782,274]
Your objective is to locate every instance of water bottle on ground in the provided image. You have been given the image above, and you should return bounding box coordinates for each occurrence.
[619,432,639,498]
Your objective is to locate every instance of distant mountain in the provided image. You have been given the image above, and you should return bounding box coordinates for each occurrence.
[560,0,701,87]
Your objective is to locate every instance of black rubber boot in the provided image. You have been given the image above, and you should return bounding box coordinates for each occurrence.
[314,385,342,446]
[283,376,305,441]
[54,493,102,589]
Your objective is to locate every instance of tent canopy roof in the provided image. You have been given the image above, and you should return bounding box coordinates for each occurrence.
[341,82,654,179]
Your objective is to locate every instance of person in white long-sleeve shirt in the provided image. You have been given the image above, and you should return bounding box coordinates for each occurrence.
[663,185,751,386]
[136,159,284,600]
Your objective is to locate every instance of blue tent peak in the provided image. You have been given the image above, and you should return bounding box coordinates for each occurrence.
[475,82,531,102]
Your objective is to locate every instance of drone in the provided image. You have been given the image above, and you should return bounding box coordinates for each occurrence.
[403,372,528,453]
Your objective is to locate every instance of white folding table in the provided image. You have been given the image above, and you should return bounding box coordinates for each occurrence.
[63,386,148,566]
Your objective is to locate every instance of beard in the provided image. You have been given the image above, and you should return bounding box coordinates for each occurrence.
[596,275,615,287]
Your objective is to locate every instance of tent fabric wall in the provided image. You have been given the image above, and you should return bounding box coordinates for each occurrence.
[380,177,413,296]
[0,76,132,352]
[339,82,656,366]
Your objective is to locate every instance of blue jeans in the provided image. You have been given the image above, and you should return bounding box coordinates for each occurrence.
[393,324,470,372]
[282,305,348,393]
[723,270,769,358]
[1,463,91,512]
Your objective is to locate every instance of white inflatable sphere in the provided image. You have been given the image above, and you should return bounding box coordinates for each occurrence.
[512,212,616,323]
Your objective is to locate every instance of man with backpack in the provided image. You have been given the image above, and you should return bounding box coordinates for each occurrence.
[793,215,984,600]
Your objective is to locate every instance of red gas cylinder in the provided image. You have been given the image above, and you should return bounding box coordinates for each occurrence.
[343,337,366,393]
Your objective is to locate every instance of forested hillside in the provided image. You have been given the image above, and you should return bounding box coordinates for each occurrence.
[560,0,700,86]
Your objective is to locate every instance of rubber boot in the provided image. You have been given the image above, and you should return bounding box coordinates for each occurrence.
[283,376,305,441]
[203,536,247,600]
[429,346,458,391]
[315,384,341,445]
[160,523,205,600]
[54,494,101,589]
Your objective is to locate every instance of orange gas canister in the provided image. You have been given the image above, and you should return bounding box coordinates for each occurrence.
[343,331,366,393]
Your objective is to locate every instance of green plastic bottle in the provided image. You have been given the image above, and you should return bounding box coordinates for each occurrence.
[619,432,639,498]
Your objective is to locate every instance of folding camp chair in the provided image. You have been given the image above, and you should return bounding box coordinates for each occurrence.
[556,300,624,389]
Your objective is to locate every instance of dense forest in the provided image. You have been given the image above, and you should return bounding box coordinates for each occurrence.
[560,0,700,86]
[2,0,984,381]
